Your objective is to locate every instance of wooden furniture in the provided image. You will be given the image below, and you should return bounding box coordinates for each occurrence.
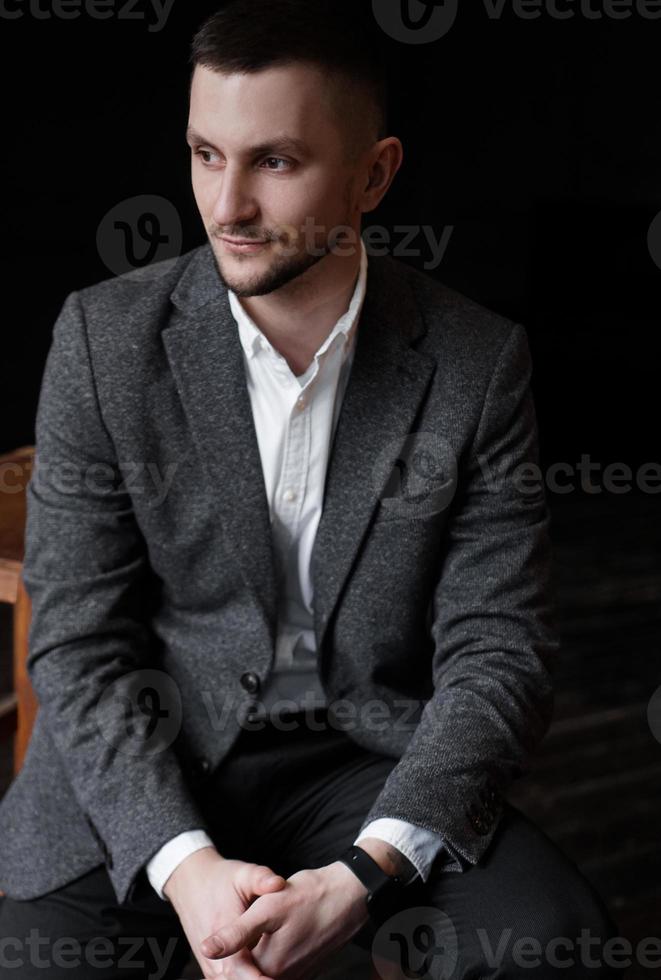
[0,445,37,776]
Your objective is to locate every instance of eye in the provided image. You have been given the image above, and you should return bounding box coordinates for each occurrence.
[261,157,291,171]
[194,148,219,165]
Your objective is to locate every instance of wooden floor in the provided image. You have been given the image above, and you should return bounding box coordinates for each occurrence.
[0,489,658,978]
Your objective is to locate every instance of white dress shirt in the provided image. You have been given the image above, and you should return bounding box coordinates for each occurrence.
[147,240,457,901]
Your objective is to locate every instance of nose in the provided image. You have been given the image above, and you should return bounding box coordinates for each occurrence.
[210,163,258,231]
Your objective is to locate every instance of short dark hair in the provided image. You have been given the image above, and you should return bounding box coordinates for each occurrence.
[190,0,389,150]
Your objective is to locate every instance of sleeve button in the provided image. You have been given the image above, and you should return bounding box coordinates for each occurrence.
[467,803,492,835]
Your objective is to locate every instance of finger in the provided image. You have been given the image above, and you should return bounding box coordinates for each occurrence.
[236,865,286,908]
[200,903,279,959]
[225,946,275,980]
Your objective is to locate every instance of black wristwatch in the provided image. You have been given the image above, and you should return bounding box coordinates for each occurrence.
[337,845,419,924]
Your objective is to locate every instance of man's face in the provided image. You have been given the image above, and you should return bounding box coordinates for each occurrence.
[187,63,365,297]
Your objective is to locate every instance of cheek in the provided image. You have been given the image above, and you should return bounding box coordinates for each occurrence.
[191,174,215,215]
[277,176,348,234]
[191,164,230,213]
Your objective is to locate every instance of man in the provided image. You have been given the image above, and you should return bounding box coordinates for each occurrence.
[0,1,622,978]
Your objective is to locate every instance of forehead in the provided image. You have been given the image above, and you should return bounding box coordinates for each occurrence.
[189,63,340,149]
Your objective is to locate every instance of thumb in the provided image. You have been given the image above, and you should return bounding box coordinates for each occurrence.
[252,864,287,895]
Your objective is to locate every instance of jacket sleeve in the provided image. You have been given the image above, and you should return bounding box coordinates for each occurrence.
[22,291,212,905]
[356,322,558,868]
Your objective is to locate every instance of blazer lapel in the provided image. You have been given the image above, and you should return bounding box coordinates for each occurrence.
[162,243,436,659]
[310,257,436,654]
[163,246,279,645]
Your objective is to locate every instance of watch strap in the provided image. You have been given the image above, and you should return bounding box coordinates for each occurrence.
[337,844,402,895]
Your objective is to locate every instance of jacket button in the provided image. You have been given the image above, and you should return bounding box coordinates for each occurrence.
[479,786,499,815]
[194,756,211,775]
[240,672,261,694]
[467,803,491,836]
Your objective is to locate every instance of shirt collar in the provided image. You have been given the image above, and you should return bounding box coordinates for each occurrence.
[228,237,368,363]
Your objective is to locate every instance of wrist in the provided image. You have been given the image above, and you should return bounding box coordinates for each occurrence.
[327,859,369,898]
[353,838,418,883]
[326,861,371,927]
[162,845,222,903]
[337,845,420,927]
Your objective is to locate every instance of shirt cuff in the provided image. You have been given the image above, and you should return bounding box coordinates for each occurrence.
[146,829,216,901]
[354,817,464,882]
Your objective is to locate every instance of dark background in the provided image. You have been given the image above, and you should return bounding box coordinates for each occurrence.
[2,3,659,468]
[1,0,659,968]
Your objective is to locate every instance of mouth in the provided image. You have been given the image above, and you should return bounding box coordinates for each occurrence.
[220,237,268,254]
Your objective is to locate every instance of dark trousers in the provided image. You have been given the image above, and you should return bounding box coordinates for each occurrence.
[0,709,624,979]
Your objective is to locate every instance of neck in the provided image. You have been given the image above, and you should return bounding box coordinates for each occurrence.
[238,247,362,377]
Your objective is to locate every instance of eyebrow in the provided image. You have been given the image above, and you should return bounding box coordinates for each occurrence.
[185,127,311,158]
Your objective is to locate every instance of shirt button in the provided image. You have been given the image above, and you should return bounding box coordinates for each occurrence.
[296,396,306,410]
[283,489,297,502]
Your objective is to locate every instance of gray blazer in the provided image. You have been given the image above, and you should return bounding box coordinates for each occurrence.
[0,243,558,905]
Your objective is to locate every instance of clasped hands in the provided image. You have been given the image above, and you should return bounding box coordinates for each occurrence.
[165,848,371,980]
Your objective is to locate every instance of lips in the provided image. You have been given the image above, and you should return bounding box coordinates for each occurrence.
[221,237,267,245]
[218,236,269,256]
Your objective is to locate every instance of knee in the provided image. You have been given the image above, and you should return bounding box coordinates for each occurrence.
[492,894,627,979]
